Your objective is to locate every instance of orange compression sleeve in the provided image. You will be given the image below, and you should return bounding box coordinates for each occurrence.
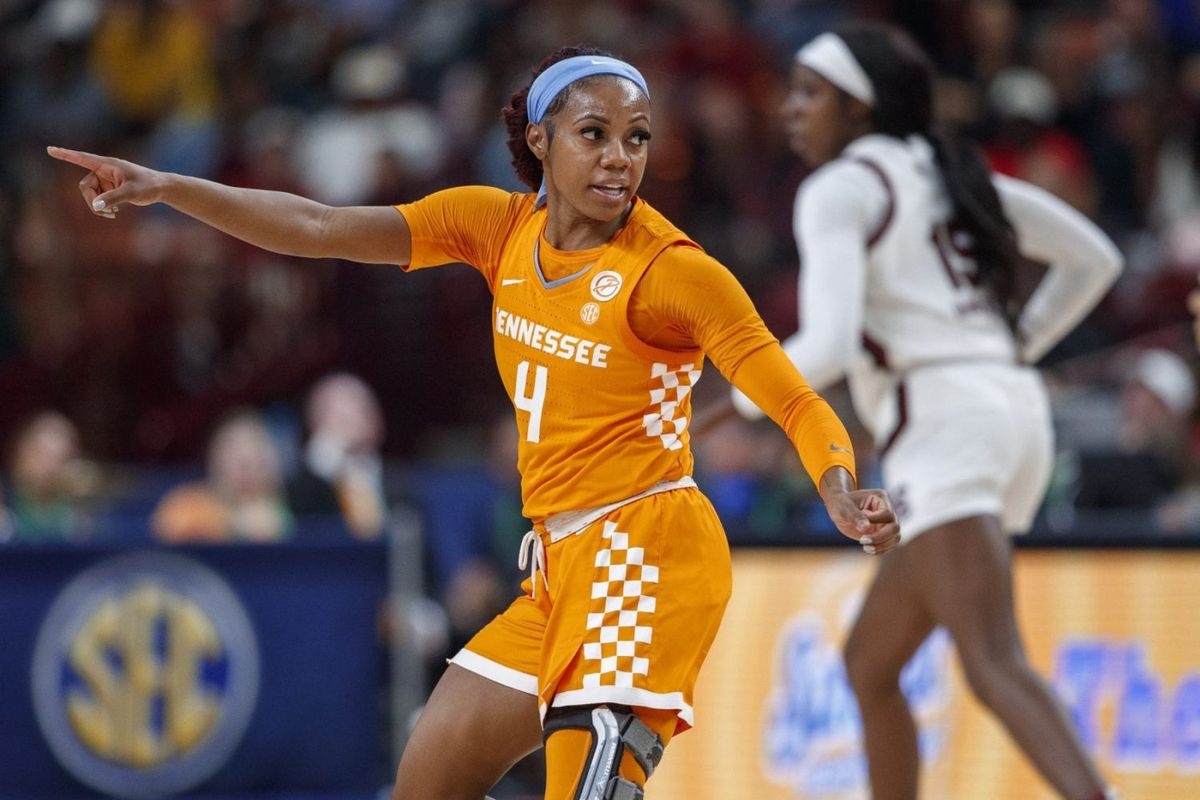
[629,246,856,488]
[728,343,856,488]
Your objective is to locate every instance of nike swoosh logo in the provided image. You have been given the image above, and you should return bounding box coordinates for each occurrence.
[501,279,526,286]
[829,444,852,454]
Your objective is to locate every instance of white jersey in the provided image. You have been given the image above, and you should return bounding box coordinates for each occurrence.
[734,133,1122,443]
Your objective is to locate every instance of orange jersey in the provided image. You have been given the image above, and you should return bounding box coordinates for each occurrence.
[397,187,853,519]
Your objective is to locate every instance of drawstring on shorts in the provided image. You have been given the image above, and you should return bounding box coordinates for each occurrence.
[518,529,550,599]
[518,477,697,600]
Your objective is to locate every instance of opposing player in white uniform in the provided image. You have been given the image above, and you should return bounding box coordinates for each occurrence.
[732,24,1122,800]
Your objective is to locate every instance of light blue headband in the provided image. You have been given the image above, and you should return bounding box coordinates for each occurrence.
[527,55,650,206]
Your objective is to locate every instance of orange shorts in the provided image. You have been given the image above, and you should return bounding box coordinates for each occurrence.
[450,486,732,735]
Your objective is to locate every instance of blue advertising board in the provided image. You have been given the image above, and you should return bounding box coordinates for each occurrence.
[0,541,389,799]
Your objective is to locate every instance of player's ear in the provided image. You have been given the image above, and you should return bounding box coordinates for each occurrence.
[845,96,872,126]
[526,122,548,162]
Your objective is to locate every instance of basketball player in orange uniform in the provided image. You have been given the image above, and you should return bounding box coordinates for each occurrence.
[50,46,900,800]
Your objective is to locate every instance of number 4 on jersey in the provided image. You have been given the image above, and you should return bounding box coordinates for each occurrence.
[514,360,548,443]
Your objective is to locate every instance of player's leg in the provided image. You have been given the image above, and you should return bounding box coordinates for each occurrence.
[542,705,675,800]
[535,488,729,799]
[392,664,542,800]
[910,515,1107,800]
[393,586,549,800]
[843,542,936,800]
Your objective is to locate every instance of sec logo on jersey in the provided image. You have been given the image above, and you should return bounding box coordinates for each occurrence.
[590,270,623,301]
[31,552,259,798]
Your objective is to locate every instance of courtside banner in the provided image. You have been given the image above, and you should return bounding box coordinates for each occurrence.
[650,549,1200,799]
[0,542,387,799]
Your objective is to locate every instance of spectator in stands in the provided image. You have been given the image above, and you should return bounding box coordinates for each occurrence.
[4,0,111,154]
[287,372,393,539]
[1151,54,1200,232]
[152,409,293,543]
[984,66,1097,216]
[1073,348,1196,513]
[0,482,12,543]
[291,44,446,206]
[962,0,1021,84]
[4,411,97,543]
[1120,348,1196,458]
[88,0,220,175]
[1190,273,1200,349]
[411,414,523,658]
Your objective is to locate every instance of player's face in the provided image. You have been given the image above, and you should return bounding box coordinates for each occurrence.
[782,64,856,167]
[539,77,651,223]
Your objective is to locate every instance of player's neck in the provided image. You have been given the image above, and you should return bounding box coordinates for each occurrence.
[543,202,632,251]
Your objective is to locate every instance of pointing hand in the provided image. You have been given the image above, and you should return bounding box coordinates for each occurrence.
[47,146,165,219]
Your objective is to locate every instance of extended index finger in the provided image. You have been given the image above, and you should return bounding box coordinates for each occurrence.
[46,146,107,171]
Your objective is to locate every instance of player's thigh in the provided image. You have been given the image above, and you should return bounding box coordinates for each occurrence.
[905,515,1023,659]
[393,664,542,800]
[844,543,936,688]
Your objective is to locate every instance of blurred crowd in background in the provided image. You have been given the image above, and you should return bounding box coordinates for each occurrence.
[3,0,1200,610]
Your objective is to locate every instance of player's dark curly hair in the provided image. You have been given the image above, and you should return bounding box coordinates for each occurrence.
[502,45,619,192]
[837,23,1022,335]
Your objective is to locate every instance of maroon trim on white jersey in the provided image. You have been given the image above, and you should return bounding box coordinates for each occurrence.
[862,332,890,370]
[849,156,896,249]
[878,382,909,457]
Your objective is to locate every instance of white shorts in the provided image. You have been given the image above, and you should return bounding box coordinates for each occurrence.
[875,362,1054,540]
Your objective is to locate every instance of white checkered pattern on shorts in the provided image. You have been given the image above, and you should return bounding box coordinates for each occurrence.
[642,362,703,451]
[582,521,660,689]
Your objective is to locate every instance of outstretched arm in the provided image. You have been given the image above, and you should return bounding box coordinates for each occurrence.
[47,146,412,265]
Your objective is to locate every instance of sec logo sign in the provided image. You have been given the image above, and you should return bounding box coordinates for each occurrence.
[31,552,259,798]
[590,271,623,302]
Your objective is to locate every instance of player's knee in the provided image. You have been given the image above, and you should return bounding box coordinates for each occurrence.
[543,705,665,800]
[961,660,1007,708]
[959,648,1027,708]
[844,635,898,700]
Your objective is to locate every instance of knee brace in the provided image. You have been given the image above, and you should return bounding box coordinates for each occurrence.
[543,705,665,800]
